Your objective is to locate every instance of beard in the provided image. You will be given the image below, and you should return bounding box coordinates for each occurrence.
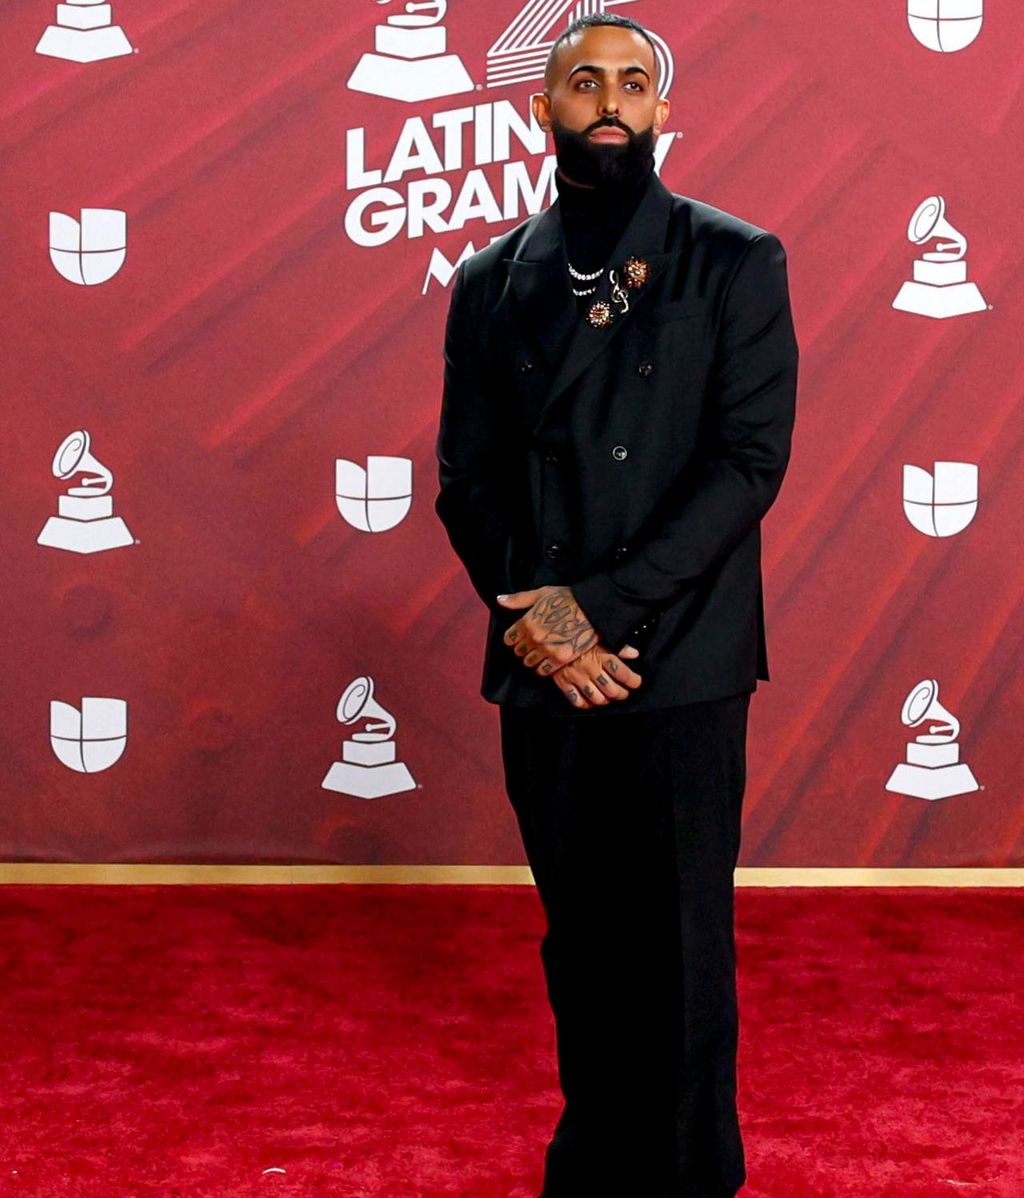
[551,115,656,190]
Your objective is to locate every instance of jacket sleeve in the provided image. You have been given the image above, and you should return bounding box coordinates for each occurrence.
[571,232,799,652]
[434,260,514,618]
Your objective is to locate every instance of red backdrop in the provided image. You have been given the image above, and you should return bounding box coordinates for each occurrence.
[2,0,1021,866]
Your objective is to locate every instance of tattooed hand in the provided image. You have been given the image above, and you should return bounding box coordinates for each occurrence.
[498,585,599,675]
[496,587,643,708]
[549,641,643,709]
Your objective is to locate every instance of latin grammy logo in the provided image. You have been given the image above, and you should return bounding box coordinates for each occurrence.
[336,456,413,532]
[321,676,416,799]
[907,0,983,54]
[37,430,134,555]
[485,0,675,94]
[347,0,474,104]
[49,208,127,286]
[36,0,134,63]
[50,697,128,773]
[891,196,987,319]
[902,461,978,538]
[885,679,980,801]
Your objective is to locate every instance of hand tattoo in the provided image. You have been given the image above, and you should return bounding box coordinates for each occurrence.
[531,586,598,658]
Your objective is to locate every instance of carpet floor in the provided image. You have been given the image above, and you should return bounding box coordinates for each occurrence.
[0,884,1020,1197]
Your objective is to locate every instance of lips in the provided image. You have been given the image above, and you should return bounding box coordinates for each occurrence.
[589,127,629,143]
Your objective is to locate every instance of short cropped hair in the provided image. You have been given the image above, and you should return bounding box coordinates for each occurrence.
[545,14,659,88]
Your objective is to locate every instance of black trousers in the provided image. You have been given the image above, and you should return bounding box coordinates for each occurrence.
[498,693,751,1198]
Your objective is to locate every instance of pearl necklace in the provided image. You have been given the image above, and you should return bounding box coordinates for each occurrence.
[567,258,604,297]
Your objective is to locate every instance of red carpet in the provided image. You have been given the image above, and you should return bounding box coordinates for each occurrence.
[0,884,1020,1197]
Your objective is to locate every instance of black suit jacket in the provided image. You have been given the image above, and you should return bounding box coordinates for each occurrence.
[434,172,799,715]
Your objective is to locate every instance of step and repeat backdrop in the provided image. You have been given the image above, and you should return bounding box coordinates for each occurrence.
[1,1,1021,868]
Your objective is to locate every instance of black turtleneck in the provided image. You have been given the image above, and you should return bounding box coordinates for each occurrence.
[555,167,651,273]
[555,166,652,315]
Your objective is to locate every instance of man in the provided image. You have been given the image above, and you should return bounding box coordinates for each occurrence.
[434,14,798,1197]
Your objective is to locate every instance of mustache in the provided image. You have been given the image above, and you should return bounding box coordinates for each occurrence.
[585,116,635,137]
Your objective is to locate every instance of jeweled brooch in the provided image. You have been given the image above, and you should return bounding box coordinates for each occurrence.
[586,300,613,328]
[586,256,649,329]
[623,256,650,289]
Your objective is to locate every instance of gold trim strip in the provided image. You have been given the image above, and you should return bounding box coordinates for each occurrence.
[0,865,1022,886]
[736,868,1024,887]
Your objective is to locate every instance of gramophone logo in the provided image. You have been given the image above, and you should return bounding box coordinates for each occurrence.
[336,456,412,532]
[891,196,987,319]
[50,697,128,774]
[348,0,473,102]
[37,430,134,555]
[903,461,978,538]
[348,0,676,102]
[36,0,134,62]
[322,677,416,798]
[49,208,127,286]
[885,679,979,800]
[907,1,983,53]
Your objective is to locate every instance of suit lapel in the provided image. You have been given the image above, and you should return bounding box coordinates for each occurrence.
[505,205,576,373]
[504,172,678,439]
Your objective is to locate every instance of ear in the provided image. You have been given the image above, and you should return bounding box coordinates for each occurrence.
[531,90,552,133]
[653,96,670,136]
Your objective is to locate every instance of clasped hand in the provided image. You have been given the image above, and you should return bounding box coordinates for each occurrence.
[497,585,642,710]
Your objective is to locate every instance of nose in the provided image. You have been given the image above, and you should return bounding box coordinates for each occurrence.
[598,87,619,116]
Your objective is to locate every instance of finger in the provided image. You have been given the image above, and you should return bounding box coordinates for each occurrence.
[551,672,595,709]
[576,677,610,705]
[620,643,639,658]
[496,589,540,609]
[598,652,642,692]
[532,647,578,673]
[558,661,611,706]
[587,661,631,702]
[533,655,566,677]
[522,642,577,671]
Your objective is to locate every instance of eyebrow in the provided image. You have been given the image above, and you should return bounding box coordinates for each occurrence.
[566,63,651,82]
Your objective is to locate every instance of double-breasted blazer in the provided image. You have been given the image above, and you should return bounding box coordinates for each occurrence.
[434,171,799,715]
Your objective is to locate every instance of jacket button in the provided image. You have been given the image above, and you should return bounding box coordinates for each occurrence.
[612,445,628,461]
[520,360,534,373]
[638,361,654,377]
[544,543,564,560]
[543,449,560,464]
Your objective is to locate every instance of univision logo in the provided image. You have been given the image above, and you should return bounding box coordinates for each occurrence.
[336,456,413,532]
[50,697,128,773]
[49,208,127,286]
[907,1,983,53]
[903,461,978,538]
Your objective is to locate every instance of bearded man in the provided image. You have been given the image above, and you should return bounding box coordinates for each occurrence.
[434,13,799,1197]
